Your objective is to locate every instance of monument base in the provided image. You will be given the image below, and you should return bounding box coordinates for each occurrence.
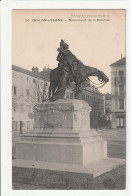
[16,130,107,165]
[12,158,125,189]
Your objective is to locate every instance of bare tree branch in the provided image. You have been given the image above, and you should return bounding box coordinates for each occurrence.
[25,79,48,113]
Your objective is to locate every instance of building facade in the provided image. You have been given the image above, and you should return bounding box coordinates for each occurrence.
[110,57,126,128]
[12,65,50,134]
[81,85,105,129]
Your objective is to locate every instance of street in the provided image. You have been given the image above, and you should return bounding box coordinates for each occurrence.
[98,129,126,159]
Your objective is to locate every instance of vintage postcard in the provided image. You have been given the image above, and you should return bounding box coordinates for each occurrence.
[2,1,131,195]
[11,9,126,190]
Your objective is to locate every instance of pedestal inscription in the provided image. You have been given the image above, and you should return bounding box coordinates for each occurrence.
[34,99,91,130]
[43,110,65,127]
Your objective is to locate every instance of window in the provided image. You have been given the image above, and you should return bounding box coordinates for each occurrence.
[119,71,124,76]
[119,85,124,96]
[20,90,24,96]
[26,121,30,130]
[116,118,119,127]
[26,105,31,113]
[101,108,104,114]
[114,76,118,83]
[70,93,73,99]
[86,95,88,102]
[26,89,30,96]
[14,86,17,95]
[119,71,124,81]
[116,117,124,127]
[12,121,18,132]
[13,104,16,112]
[90,96,91,103]
[16,105,19,112]
[90,97,92,104]
[119,99,124,109]
[20,104,24,112]
[66,91,69,98]
[13,104,19,112]
[88,96,89,102]
[82,94,85,100]
[92,97,93,103]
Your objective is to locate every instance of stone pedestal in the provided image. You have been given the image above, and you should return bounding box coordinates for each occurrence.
[16,99,107,165]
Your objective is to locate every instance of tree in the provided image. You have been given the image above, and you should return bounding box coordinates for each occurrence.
[25,79,48,113]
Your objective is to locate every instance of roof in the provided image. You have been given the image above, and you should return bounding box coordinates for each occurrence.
[109,57,126,67]
[105,93,111,100]
[39,68,52,82]
[12,65,45,80]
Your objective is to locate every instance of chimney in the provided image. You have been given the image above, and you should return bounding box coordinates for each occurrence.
[121,54,122,59]
[32,66,39,73]
[36,67,39,73]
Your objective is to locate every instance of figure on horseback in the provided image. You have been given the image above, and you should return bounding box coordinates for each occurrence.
[49,40,77,101]
[49,40,109,101]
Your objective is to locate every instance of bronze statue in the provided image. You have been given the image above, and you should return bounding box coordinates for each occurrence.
[49,40,109,101]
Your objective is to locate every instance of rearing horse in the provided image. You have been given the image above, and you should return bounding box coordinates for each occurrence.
[49,40,109,101]
[49,62,109,100]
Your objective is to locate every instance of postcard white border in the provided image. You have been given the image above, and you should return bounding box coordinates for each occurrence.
[1,1,131,196]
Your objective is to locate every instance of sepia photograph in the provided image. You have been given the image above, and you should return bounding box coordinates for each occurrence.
[11,9,126,190]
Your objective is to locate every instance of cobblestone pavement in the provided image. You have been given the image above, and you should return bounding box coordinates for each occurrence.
[13,165,126,190]
[13,182,52,190]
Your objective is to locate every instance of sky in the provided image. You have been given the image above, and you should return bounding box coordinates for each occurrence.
[12,9,126,94]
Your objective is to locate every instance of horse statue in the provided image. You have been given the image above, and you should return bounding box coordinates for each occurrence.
[49,40,109,101]
[49,64,109,100]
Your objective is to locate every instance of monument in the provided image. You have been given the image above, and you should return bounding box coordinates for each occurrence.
[16,99,107,165]
[49,40,109,100]
[13,40,125,189]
